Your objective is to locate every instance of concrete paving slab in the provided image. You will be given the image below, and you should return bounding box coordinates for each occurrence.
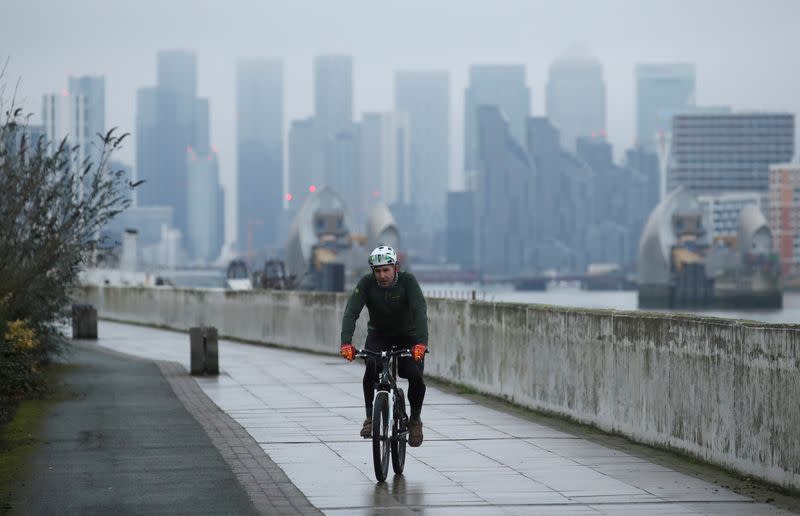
[87,321,798,515]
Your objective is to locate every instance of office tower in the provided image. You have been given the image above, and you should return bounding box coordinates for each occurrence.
[625,147,660,215]
[193,98,210,154]
[157,50,197,123]
[325,124,361,215]
[446,191,474,268]
[136,50,199,238]
[464,65,530,177]
[360,113,410,223]
[135,87,181,211]
[546,51,605,152]
[526,117,593,272]
[585,221,630,267]
[474,106,535,274]
[187,148,224,262]
[395,71,450,230]
[42,91,93,201]
[42,92,86,154]
[636,63,695,151]
[67,75,105,168]
[668,113,794,194]
[577,137,648,265]
[288,117,315,206]
[769,164,800,277]
[313,55,353,186]
[236,59,284,253]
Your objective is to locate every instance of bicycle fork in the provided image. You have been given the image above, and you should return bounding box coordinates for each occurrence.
[373,389,409,441]
[374,388,393,420]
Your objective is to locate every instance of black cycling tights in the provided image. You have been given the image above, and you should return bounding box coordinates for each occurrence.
[362,332,426,421]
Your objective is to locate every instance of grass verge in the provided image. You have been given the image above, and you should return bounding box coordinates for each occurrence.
[0,363,73,514]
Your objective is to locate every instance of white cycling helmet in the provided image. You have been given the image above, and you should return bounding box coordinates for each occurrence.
[368,245,397,268]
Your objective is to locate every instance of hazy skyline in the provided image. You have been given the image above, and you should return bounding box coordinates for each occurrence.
[4,0,799,232]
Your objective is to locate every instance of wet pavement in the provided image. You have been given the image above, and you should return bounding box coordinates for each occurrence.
[89,321,796,515]
[9,345,261,515]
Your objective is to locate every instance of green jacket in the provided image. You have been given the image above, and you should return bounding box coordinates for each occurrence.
[340,271,428,345]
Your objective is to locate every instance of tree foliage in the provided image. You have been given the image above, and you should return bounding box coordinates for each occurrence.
[0,86,134,401]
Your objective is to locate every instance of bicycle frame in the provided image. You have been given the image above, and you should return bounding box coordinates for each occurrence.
[357,347,409,424]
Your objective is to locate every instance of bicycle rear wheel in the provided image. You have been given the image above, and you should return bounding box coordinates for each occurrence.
[391,388,407,474]
[372,391,390,482]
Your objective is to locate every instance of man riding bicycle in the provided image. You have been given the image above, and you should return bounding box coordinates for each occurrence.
[339,245,428,447]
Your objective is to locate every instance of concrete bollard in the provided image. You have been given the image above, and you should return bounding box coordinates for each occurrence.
[205,327,219,375]
[71,304,98,339]
[189,326,219,375]
[189,327,206,375]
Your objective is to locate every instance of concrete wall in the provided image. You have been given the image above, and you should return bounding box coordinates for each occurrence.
[75,285,800,490]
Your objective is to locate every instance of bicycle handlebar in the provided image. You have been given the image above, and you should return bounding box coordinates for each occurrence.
[356,348,412,359]
[355,348,430,359]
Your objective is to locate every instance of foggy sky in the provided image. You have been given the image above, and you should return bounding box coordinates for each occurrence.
[4,0,799,242]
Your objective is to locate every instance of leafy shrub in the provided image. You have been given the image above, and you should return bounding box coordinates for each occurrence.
[0,75,135,407]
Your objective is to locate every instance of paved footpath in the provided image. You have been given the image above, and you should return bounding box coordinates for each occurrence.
[9,341,317,515]
[32,320,798,516]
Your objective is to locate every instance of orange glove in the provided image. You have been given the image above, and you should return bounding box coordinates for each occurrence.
[411,343,427,362]
[340,343,356,362]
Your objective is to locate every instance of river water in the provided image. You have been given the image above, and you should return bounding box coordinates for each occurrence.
[419,282,800,325]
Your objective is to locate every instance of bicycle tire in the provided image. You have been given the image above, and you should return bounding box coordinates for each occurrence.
[372,391,390,482]
[391,388,407,474]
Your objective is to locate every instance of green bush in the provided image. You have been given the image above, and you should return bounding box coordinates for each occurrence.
[0,78,135,408]
[0,320,46,401]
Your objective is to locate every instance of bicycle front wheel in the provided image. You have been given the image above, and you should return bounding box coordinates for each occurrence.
[391,388,407,474]
[372,391,390,482]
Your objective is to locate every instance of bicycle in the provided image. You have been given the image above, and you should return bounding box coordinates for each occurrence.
[356,346,422,482]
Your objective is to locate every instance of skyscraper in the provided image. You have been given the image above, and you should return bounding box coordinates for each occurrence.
[668,112,794,194]
[636,63,695,151]
[187,148,224,262]
[67,75,105,168]
[136,50,199,238]
[360,113,410,223]
[157,50,197,123]
[288,117,315,205]
[446,191,474,268]
[236,59,283,253]
[193,98,210,154]
[135,87,181,210]
[625,147,660,213]
[325,124,361,214]
[474,106,535,275]
[394,71,450,231]
[526,117,593,272]
[43,91,91,199]
[313,55,353,186]
[546,52,605,152]
[42,92,86,154]
[577,137,648,265]
[464,65,530,177]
